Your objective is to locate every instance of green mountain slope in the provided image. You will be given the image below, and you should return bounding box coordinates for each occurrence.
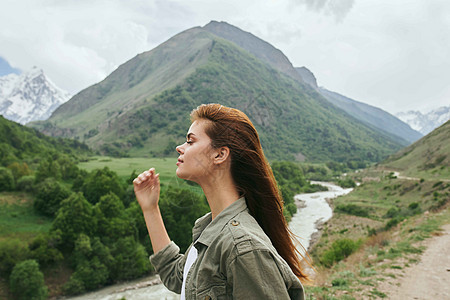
[0,116,90,165]
[203,21,304,82]
[382,120,450,179]
[29,23,404,163]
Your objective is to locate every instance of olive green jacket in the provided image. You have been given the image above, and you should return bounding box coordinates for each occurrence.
[150,197,305,299]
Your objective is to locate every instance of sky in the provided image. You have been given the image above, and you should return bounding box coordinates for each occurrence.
[1,0,449,114]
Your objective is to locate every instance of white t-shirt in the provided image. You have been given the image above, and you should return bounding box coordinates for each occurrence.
[180,246,198,300]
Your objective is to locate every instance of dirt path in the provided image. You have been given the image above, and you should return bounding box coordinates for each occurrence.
[379,223,450,299]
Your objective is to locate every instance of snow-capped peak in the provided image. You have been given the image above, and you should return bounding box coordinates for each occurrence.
[396,106,450,135]
[0,68,71,124]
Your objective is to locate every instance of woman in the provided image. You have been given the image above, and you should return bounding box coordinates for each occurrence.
[133,104,307,299]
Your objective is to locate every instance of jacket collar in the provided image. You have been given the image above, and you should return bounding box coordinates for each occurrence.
[193,197,247,247]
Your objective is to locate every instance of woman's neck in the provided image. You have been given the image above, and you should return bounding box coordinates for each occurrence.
[198,170,240,220]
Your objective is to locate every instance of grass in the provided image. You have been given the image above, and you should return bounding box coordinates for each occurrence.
[78,156,178,184]
[0,192,52,242]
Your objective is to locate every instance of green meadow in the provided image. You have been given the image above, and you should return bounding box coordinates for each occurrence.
[78,156,178,184]
[0,192,52,242]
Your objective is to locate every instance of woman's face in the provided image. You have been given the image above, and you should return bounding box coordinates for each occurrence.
[176,120,216,182]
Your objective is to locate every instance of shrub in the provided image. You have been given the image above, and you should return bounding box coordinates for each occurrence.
[408,202,419,210]
[0,167,15,191]
[385,217,404,230]
[0,239,30,277]
[384,207,400,218]
[331,278,348,286]
[335,204,370,217]
[9,260,48,300]
[16,175,35,192]
[29,232,64,266]
[337,178,356,188]
[320,238,361,267]
[285,203,297,217]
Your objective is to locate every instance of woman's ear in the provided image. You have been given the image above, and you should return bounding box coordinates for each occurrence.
[213,146,230,165]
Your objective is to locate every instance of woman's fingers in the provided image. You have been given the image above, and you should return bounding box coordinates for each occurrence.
[133,168,158,187]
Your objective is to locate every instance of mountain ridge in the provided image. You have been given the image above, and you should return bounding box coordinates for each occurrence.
[203,21,305,83]
[294,67,423,144]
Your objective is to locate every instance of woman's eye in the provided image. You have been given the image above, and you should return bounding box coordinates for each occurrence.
[187,141,193,145]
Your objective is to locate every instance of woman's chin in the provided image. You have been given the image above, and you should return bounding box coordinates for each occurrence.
[176,168,186,180]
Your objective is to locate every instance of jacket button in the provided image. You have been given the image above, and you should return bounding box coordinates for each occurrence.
[231,220,239,226]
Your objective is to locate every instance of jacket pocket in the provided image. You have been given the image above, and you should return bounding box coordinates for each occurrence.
[196,284,226,300]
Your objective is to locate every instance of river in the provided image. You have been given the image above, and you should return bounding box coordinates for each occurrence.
[67,181,353,300]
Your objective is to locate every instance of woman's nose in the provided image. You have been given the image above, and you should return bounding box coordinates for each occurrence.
[176,144,184,154]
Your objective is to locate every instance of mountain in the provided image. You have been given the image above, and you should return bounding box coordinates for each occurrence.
[295,67,423,144]
[29,21,404,163]
[0,67,70,125]
[202,23,421,145]
[382,120,449,179]
[395,106,450,135]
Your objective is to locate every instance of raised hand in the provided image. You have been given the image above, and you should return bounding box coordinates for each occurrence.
[133,168,160,212]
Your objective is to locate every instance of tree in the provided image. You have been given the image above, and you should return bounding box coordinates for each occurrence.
[34,178,71,216]
[81,167,125,204]
[159,187,210,252]
[0,167,15,191]
[51,193,96,250]
[93,193,137,244]
[29,232,64,266]
[34,156,62,182]
[0,239,30,277]
[7,162,31,181]
[9,260,48,300]
[109,236,151,281]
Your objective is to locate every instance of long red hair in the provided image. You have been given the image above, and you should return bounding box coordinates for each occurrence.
[191,103,309,281]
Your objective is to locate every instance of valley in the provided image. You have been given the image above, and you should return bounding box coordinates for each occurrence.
[0,19,448,300]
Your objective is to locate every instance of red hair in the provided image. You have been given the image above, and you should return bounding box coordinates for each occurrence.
[191,103,309,281]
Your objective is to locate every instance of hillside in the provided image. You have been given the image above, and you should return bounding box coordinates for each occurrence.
[382,120,450,179]
[305,121,449,299]
[295,67,423,144]
[0,116,90,165]
[30,22,404,163]
[203,21,304,83]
